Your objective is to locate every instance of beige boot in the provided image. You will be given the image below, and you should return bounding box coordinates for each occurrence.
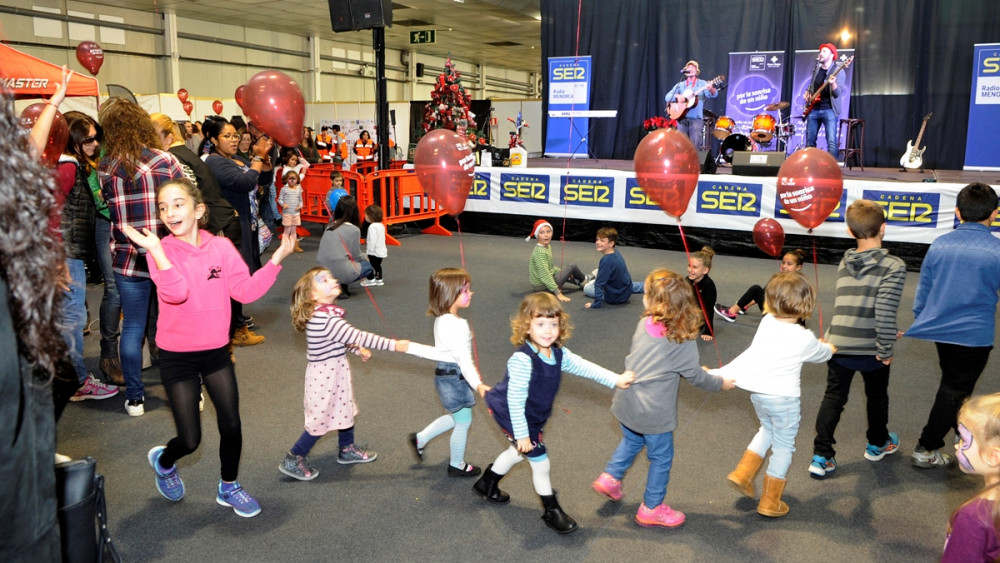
[294,239,304,253]
[231,325,265,347]
[757,475,789,517]
[727,450,764,498]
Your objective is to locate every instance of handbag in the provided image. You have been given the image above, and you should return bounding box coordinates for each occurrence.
[55,457,121,563]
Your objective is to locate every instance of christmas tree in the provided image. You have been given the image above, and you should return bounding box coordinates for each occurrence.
[421,57,475,134]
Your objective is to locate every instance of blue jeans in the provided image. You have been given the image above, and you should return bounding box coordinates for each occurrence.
[94,216,121,358]
[748,394,801,479]
[115,273,152,400]
[584,281,644,299]
[344,261,374,285]
[603,423,674,508]
[61,259,88,383]
[806,108,839,158]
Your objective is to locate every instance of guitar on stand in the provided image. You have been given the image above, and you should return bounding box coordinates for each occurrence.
[667,75,725,120]
[900,112,932,171]
[802,56,854,118]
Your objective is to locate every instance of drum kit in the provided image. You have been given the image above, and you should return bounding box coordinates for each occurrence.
[705,101,796,164]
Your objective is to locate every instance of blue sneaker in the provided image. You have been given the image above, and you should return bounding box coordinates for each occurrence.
[809,455,837,478]
[217,481,261,517]
[865,432,900,461]
[147,446,185,501]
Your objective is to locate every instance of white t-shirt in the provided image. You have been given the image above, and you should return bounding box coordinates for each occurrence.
[405,313,483,389]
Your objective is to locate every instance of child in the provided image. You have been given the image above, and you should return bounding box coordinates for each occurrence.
[710,272,835,518]
[715,249,806,322]
[277,170,305,253]
[473,292,634,534]
[687,246,717,341]
[279,266,410,481]
[592,270,733,528]
[942,393,1000,561]
[527,219,589,303]
[810,199,906,479]
[361,204,387,287]
[583,227,644,309]
[122,178,296,518]
[403,268,490,476]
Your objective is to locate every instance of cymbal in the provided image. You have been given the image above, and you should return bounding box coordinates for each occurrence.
[765,101,790,111]
[703,109,718,119]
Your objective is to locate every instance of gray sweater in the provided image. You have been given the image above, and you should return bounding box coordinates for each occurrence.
[824,248,906,360]
[610,317,724,434]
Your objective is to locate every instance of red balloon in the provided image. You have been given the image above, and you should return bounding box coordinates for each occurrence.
[75,41,104,75]
[776,148,844,230]
[182,100,193,116]
[177,88,189,102]
[242,70,304,147]
[633,128,700,218]
[212,100,223,115]
[234,85,246,110]
[414,129,475,216]
[753,218,785,257]
[19,103,68,167]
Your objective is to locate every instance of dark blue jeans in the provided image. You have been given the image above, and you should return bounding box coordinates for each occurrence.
[806,107,839,158]
[94,216,121,359]
[115,273,152,400]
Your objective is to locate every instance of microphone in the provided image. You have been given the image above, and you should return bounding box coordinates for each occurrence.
[680,69,687,74]
[816,54,822,61]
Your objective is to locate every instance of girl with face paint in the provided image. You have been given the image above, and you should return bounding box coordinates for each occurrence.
[942,393,1000,562]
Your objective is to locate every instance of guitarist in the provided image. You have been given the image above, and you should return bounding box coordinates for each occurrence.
[664,60,718,150]
[804,43,843,158]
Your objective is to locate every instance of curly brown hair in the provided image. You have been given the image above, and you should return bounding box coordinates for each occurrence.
[290,266,329,332]
[510,292,573,347]
[98,98,160,176]
[642,269,702,343]
[0,93,70,381]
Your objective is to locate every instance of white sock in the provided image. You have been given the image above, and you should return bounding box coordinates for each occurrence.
[491,446,523,475]
[528,456,552,495]
[449,418,471,468]
[416,415,455,449]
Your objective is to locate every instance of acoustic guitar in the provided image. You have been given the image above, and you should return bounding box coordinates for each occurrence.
[802,56,854,118]
[900,112,932,170]
[667,75,725,120]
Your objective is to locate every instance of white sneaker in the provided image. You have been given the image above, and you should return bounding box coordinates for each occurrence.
[125,397,145,417]
[374,279,384,286]
[360,279,379,287]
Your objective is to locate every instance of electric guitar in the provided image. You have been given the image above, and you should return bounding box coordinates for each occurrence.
[667,75,725,120]
[900,112,933,170]
[802,56,854,118]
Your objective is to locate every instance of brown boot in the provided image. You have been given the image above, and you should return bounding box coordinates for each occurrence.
[757,475,789,517]
[727,450,764,498]
[231,325,265,347]
[294,240,304,253]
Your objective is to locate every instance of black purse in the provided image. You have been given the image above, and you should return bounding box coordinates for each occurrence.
[55,457,121,563]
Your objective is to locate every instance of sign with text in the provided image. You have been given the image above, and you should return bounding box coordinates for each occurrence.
[965,43,1000,170]
[545,56,592,158]
[725,51,785,146]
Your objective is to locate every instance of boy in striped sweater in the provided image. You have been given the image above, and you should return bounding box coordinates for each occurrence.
[809,200,907,478]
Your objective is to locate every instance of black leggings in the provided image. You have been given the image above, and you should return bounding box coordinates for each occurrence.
[737,285,765,312]
[368,256,383,280]
[159,363,242,481]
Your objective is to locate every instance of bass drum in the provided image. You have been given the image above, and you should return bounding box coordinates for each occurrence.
[721,133,752,163]
[751,114,776,142]
[713,116,735,140]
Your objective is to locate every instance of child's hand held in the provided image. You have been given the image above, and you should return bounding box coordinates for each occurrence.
[516,437,532,453]
[617,370,635,389]
[722,377,736,390]
[395,340,410,353]
[358,348,372,361]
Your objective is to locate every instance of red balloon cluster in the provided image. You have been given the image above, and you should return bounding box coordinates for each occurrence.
[75,41,104,75]
[182,101,193,116]
[414,129,476,216]
[241,70,304,147]
[177,88,189,102]
[752,218,785,257]
[19,103,68,167]
[776,148,843,230]
[212,100,223,115]
[633,128,700,218]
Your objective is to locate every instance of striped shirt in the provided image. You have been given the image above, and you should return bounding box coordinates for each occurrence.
[306,304,395,363]
[824,248,906,359]
[277,185,303,215]
[528,244,560,293]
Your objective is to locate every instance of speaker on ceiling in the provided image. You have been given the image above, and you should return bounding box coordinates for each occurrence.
[731,151,787,176]
[328,0,393,33]
[415,62,425,78]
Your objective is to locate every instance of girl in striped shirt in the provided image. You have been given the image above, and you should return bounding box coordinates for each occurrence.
[279,266,409,481]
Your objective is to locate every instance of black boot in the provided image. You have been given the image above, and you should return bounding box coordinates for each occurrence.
[540,493,578,534]
[472,464,510,504]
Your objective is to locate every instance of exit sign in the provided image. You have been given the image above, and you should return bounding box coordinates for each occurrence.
[410,30,436,44]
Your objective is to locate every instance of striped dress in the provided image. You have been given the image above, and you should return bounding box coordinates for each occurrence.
[302,303,395,434]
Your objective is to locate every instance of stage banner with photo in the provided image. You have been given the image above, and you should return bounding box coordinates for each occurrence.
[724,51,785,148]
[544,56,592,158]
[965,43,1000,170]
[788,49,855,157]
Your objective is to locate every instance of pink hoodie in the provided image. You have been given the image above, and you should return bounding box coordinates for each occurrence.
[147,230,280,352]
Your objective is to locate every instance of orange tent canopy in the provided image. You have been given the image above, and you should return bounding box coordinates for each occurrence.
[0,43,99,98]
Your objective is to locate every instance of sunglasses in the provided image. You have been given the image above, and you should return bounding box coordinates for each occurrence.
[82,135,100,144]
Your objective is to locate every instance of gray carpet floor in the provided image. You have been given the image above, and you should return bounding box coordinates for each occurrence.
[60,225,995,562]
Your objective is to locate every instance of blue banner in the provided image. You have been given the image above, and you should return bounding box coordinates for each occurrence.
[724,51,785,148]
[965,43,1000,170]
[788,49,855,156]
[544,56,592,158]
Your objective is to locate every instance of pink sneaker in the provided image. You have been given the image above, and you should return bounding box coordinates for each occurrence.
[70,374,120,402]
[635,503,685,528]
[592,472,623,501]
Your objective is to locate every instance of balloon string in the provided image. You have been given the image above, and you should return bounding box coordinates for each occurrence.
[457,217,466,269]
[337,230,395,339]
[811,236,824,336]
[677,221,722,367]
[455,217,481,373]
[563,0,584,169]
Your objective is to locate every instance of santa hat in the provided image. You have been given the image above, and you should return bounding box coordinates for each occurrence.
[526,219,552,241]
[819,43,838,60]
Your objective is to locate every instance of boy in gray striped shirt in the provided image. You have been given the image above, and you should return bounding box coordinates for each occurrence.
[809,200,907,478]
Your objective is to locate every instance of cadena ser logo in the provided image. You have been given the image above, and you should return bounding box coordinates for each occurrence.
[559,175,613,207]
[469,172,490,200]
[696,181,763,217]
[979,50,1000,76]
[772,188,848,223]
[551,64,587,81]
[866,190,939,229]
[2,77,49,89]
[623,178,663,211]
[500,173,550,203]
